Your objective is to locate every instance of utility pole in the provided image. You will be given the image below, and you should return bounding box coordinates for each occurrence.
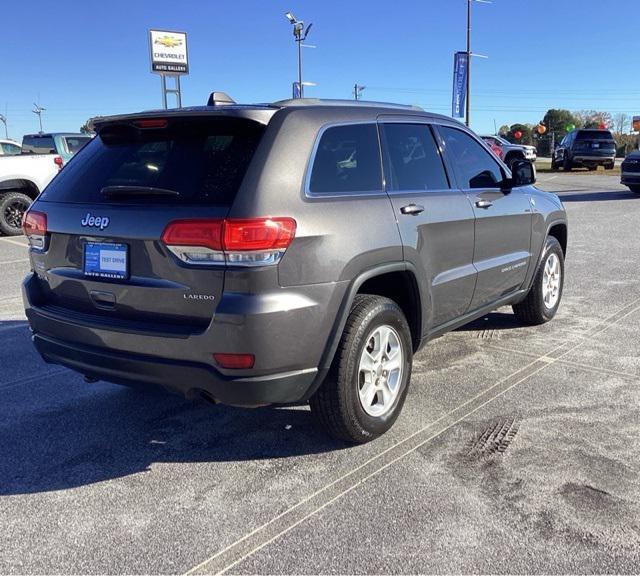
[466,0,471,127]
[285,12,313,99]
[353,84,366,100]
[464,0,490,127]
[0,114,7,139]
[32,103,45,133]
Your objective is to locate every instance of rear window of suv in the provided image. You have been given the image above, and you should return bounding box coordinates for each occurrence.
[39,117,265,206]
[575,130,614,140]
[22,135,56,154]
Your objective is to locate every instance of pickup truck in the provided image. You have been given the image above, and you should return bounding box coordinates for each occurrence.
[480,135,537,167]
[0,133,91,235]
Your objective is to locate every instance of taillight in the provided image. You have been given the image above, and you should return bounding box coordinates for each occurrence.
[161,217,296,267]
[22,210,47,250]
[53,156,63,170]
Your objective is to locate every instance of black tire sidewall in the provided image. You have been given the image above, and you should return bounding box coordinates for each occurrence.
[0,192,31,236]
[536,239,565,321]
[342,302,413,440]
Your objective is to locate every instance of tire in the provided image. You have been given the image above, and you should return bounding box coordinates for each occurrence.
[513,237,564,325]
[505,154,525,169]
[588,166,597,172]
[628,185,640,194]
[310,295,413,443]
[550,157,558,171]
[605,162,615,170]
[563,156,572,172]
[0,192,32,236]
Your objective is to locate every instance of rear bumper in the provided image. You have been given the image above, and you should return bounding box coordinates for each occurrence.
[621,172,640,185]
[572,155,615,165]
[32,332,319,406]
[22,272,341,406]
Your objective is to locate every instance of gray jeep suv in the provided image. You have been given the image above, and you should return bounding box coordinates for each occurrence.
[22,96,567,443]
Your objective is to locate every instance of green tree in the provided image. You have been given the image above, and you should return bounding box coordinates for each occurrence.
[79,119,94,134]
[540,109,580,155]
[505,123,534,146]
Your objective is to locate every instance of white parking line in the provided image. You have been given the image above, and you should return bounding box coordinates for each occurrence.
[0,258,29,266]
[0,237,28,248]
[185,295,640,575]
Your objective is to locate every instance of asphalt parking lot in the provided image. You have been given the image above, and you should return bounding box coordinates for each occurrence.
[1,172,639,574]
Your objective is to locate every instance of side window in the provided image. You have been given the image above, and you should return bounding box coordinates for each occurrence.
[381,123,449,191]
[439,126,503,189]
[308,124,382,194]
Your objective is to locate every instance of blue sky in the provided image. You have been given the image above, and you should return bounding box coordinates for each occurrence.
[2,0,639,140]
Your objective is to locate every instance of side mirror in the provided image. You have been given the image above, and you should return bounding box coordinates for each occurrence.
[503,159,536,190]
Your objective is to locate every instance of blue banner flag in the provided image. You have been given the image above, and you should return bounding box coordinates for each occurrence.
[452,52,468,119]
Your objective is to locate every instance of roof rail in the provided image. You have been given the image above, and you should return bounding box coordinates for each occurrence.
[272,98,423,111]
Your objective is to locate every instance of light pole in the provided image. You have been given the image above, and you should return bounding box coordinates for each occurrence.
[285,12,312,98]
[465,0,490,127]
[32,103,45,133]
[0,114,7,139]
[353,84,366,100]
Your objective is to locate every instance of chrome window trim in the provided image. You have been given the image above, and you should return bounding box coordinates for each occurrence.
[303,121,386,199]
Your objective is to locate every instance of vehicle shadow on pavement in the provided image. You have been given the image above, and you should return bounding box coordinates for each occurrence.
[455,311,522,333]
[557,190,638,202]
[0,364,348,496]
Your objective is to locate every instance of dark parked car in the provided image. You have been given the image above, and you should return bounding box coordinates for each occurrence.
[22,95,568,443]
[551,129,616,171]
[620,150,640,194]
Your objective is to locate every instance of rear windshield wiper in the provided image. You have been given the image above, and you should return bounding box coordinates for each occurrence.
[100,186,180,198]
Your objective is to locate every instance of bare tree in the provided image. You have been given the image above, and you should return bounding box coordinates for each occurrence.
[614,113,630,136]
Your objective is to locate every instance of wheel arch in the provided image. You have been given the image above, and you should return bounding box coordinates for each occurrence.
[0,179,40,200]
[548,221,568,256]
[319,263,425,373]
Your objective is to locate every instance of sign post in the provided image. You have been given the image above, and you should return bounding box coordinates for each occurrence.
[148,29,189,109]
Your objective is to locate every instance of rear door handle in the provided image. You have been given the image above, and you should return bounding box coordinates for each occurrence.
[475,199,493,209]
[400,203,425,215]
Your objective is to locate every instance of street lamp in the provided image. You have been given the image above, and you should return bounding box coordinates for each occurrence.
[285,11,313,98]
[465,0,491,127]
[32,103,45,133]
[353,84,366,100]
[0,114,7,139]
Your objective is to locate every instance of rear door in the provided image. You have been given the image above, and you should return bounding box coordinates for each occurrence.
[379,120,476,329]
[32,115,266,333]
[437,125,532,312]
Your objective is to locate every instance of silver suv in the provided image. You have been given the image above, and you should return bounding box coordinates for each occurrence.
[22,96,567,443]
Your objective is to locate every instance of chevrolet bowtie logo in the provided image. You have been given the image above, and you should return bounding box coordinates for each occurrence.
[155,35,183,48]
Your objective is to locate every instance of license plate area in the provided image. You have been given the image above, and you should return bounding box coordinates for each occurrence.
[83,242,128,280]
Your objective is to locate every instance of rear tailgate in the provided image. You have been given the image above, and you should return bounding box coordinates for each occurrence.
[29,115,266,334]
[574,130,616,155]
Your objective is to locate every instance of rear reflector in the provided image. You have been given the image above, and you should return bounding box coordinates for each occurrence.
[161,217,296,267]
[213,353,255,369]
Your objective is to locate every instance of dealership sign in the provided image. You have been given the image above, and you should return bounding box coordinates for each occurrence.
[149,30,188,75]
